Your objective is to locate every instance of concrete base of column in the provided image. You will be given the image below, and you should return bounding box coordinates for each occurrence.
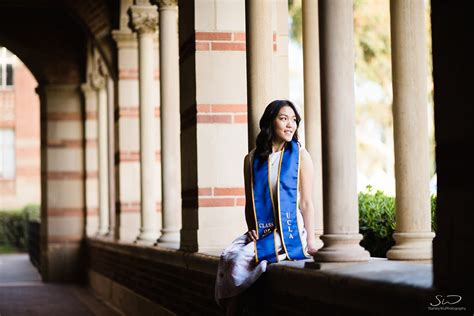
[313,234,370,262]
[135,230,160,245]
[314,234,324,251]
[387,231,435,260]
[157,228,180,243]
[96,229,108,237]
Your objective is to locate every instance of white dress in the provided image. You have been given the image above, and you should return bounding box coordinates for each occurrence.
[214,150,308,303]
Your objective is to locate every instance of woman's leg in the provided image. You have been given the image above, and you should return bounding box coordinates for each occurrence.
[222,295,241,316]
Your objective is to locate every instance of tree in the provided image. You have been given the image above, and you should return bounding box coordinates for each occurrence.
[288,0,436,191]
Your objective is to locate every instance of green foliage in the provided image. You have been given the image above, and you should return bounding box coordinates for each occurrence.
[0,204,40,252]
[431,194,437,232]
[22,203,41,221]
[359,186,437,257]
[353,1,392,95]
[288,0,302,43]
[359,186,395,257]
[288,0,393,95]
[0,209,25,249]
[0,244,19,254]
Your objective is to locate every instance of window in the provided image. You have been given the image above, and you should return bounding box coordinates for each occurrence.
[0,47,14,89]
[0,128,15,179]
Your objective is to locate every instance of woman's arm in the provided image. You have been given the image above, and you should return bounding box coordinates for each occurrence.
[244,154,258,241]
[299,148,318,255]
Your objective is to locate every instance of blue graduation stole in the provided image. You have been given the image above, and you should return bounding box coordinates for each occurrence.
[251,139,308,263]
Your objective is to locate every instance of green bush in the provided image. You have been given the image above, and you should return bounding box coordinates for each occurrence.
[22,204,41,221]
[431,195,437,232]
[359,186,437,258]
[359,186,396,257]
[0,209,25,249]
[0,204,40,251]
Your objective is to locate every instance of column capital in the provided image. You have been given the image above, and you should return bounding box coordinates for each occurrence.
[80,83,95,95]
[90,57,108,90]
[90,72,106,91]
[129,5,158,34]
[111,30,138,49]
[152,0,178,9]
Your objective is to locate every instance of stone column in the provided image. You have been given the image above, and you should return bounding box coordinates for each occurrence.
[111,28,142,242]
[302,0,324,250]
[130,4,160,243]
[106,78,117,240]
[313,0,369,262]
[37,84,85,282]
[245,0,273,150]
[91,73,110,236]
[387,0,434,260]
[156,0,181,244]
[81,83,99,237]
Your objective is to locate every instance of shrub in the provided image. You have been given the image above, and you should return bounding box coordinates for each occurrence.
[359,186,396,257]
[358,186,437,258]
[0,204,41,251]
[22,204,41,221]
[431,195,437,232]
[0,209,25,249]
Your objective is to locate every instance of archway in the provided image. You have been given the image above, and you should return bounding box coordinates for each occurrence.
[0,0,117,282]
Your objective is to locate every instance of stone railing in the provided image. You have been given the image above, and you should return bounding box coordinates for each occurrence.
[27,220,41,271]
[87,238,437,315]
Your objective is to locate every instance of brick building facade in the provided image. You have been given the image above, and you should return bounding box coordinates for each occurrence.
[0,47,40,210]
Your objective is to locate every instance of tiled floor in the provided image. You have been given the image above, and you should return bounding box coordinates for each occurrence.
[0,254,122,316]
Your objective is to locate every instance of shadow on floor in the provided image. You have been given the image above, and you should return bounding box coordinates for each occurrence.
[0,254,122,316]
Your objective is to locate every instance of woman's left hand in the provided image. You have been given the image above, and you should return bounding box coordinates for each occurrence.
[246,229,258,242]
[307,246,318,256]
[307,240,318,256]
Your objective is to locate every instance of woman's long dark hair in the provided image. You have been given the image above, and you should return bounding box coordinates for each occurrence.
[255,100,301,160]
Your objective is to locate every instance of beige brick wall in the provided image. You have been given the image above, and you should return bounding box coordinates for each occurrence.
[180,0,251,252]
[39,84,85,281]
[179,0,290,251]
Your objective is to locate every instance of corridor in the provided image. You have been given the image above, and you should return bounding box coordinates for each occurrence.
[0,254,121,316]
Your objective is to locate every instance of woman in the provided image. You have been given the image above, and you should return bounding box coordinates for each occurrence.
[215,100,318,312]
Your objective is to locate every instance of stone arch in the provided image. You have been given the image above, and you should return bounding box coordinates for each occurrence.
[0,0,119,85]
[0,0,119,281]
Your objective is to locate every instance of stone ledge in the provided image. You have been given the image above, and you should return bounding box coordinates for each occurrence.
[264,258,435,314]
[88,237,438,315]
[88,237,219,276]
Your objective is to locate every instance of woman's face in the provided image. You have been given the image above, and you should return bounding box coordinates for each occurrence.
[272,105,297,143]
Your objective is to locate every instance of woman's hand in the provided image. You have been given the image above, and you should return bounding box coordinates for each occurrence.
[307,240,318,256]
[307,246,318,256]
[246,230,258,241]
